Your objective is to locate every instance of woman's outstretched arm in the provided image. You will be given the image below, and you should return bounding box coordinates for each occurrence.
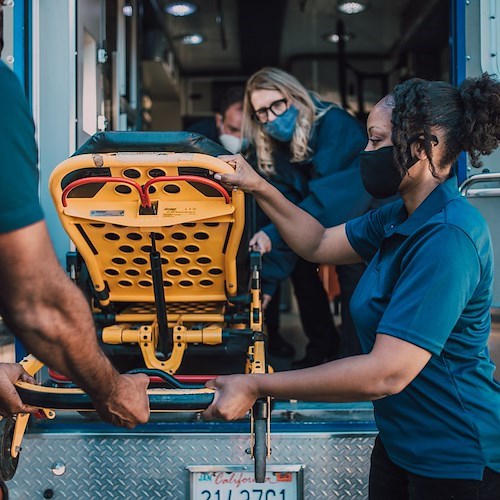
[203,334,432,420]
[216,154,362,265]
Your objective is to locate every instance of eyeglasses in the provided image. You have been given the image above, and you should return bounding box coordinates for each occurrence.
[251,98,288,124]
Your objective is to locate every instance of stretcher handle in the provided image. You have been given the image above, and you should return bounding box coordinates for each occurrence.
[126,368,204,389]
[15,381,215,411]
[62,176,152,208]
[48,368,214,388]
[144,175,231,203]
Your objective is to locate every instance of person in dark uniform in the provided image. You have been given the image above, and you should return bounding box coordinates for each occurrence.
[0,15,149,426]
[187,86,244,153]
[205,73,500,499]
[241,67,372,367]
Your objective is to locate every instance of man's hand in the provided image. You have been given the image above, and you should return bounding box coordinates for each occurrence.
[0,363,39,417]
[203,374,259,421]
[249,230,272,254]
[92,373,150,429]
[215,154,266,193]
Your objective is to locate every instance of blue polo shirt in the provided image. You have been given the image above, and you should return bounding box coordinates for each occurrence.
[0,61,43,233]
[346,175,500,480]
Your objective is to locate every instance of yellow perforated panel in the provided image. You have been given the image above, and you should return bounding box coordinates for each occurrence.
[76,221,229,301]
[50,153,245,305]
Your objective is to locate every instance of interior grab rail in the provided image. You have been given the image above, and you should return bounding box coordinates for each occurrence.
[459,172,500,198]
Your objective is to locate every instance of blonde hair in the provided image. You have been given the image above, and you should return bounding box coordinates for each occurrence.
[242,67,331,176]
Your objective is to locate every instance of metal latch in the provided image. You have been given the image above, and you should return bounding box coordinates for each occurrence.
[97,48,108,64]
[97,115,108,131]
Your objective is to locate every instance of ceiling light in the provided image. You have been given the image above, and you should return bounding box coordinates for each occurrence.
[337,1,367,15]
[165,2,197,17]
[176,33,205,45]
[323,32,354,43]
[122,5,133,17]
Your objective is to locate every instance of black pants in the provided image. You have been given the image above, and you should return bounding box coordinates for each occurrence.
[290,257,340,360]
[336,262,365,357]
[264,257,339,359]
[265,258,366,360]
[369,436,500,500]
[264,283,282,337]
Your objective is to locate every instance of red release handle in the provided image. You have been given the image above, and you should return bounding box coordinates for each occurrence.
[62,175,230,208]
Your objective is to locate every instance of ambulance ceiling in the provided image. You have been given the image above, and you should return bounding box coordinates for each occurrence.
[145,0,448,76]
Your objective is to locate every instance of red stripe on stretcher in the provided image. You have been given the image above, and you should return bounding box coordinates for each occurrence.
[162,375,216,384]
[48,369,72,382]
[48,369,216,385]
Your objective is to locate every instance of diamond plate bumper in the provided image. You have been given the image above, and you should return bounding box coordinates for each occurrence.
[7,403,376,499]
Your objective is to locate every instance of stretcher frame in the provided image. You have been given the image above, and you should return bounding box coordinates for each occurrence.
[1,136,271,483]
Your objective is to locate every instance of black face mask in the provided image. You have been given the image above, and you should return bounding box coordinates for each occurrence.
[359,146,418,199]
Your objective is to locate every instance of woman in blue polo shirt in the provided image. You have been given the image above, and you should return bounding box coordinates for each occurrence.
[204,73,500,498]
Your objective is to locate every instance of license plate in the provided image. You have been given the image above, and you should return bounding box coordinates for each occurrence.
[188,465,303,500]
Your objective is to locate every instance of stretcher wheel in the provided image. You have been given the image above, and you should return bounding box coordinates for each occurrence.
[0,480,8,499]
[253,418,267,483]
[0,419,19,481]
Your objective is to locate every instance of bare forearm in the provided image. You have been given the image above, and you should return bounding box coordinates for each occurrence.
[204,334,431,421]
[0,224,150,427]
[250,355,394,403]
[0,223,119,402]
[252,181,329,261]
[6,278,118,401]
[216,155,360,264]
[204,354,392,420]
[16,288,117,399]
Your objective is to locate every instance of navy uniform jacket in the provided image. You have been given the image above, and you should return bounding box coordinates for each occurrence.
[186,117,220,144]
[257,104,372,294]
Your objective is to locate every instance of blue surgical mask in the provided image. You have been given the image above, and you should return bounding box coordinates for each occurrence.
[263,105,298,142]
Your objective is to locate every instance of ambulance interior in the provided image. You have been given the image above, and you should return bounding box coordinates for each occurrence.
[0,1,499,496]
[2,0,499,375]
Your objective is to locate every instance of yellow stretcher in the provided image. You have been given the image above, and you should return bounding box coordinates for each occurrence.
[2,132,271,483]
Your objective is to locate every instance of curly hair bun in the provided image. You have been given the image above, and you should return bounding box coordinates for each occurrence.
[459,73,500,167]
